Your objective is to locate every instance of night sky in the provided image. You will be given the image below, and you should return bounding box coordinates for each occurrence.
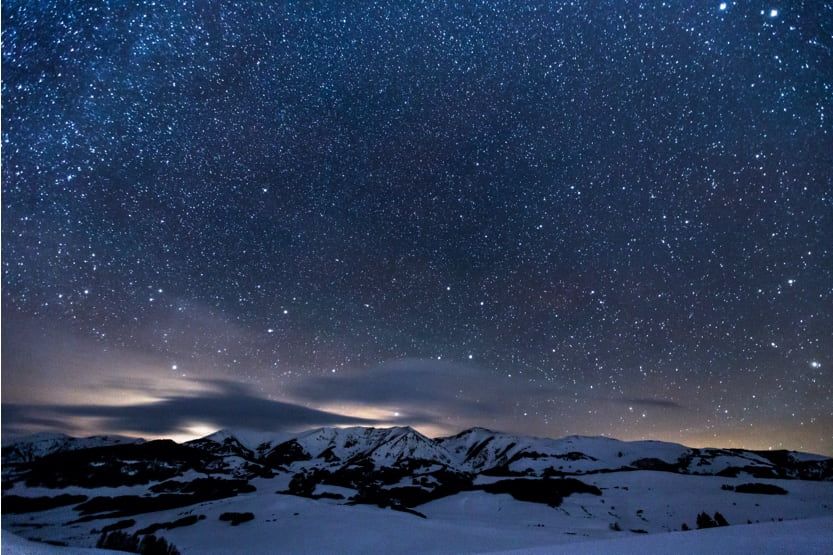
[2,1,832,454]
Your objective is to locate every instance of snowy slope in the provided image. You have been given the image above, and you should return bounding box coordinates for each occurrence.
[437,428,826,478]
[270,426,459,470]
[5,474,832,554]
[1,433,144,464]
[0,530,124,555]
[185,431,257,464]
[198,429,291,454]
[438,428,691,473]
[3,516,832,555]
[1,532,124,554]
[3,426,832,554]
[490,517,833,554]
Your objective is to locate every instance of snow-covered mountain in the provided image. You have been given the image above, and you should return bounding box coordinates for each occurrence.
[3,426,832,554]
[6,426,828,486]
[289,426,458,468]
[185,430,256,459]
[1,432,143,464]
[434,428,809,478]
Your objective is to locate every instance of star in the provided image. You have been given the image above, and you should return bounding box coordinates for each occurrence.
[1,0,830,455]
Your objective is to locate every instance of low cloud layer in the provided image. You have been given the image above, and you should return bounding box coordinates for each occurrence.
[289,358,686,433]
[3,379,374,438]
[2,324,688,442]
[614,397,684,409]
[291,358,499,412]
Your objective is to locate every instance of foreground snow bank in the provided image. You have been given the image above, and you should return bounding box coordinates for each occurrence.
[3,517,831,554]
[490,517,833,555]
[1,532,121,554]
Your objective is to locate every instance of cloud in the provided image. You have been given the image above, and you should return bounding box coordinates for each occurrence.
[0,404,81,437]
[2,345,687,442]
[290,358,685,417]
[615,397,685,410]
[289,357,537,423]
[286,358,689,438]
[3,379,374,438]
[291,358,479,406]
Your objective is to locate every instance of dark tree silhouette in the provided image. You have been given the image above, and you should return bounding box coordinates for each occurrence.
[696,512,717,529]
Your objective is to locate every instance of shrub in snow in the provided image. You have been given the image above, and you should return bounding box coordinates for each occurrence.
[696,511,729,529]
[734,483,788,495]
[100,519,136,534]
[2,494,88,514]
[696,512,717,529]
[97,530,180,555]
[479,478,602,508]
[287,472,317,497]
[219,511,255,525]
[137,514,204,534]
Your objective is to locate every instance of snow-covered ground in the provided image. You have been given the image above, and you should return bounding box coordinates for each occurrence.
[4,470,833,554]
[3,427,832,553]
[3,507,832,554]
[1,532,123,554]
[490,517,833,555]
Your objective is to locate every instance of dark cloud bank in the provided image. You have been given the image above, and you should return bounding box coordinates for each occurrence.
[4,359,684,440]
[3,380,371,438]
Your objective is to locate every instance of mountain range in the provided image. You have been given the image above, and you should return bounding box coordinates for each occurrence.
[2,426,832,553]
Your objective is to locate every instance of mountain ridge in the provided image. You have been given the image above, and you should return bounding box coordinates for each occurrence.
[4,425,831,481]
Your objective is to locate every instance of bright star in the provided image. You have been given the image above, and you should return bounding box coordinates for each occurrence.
[719,2,727,10]
[769,8,779,17]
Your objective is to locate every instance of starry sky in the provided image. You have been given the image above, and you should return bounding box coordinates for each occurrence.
[2,1,832,453]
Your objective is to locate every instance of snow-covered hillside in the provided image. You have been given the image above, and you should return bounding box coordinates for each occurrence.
[4,518,832,555]
[492,517,833,555]
[1,433,143,465]
[291,426,458,468]
[3,426,832,553]
[436,427,818,478]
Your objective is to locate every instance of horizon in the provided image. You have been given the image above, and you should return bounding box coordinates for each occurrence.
[5,421,831,458]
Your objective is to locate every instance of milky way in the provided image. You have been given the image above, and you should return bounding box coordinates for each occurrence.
[2,2,831,452]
